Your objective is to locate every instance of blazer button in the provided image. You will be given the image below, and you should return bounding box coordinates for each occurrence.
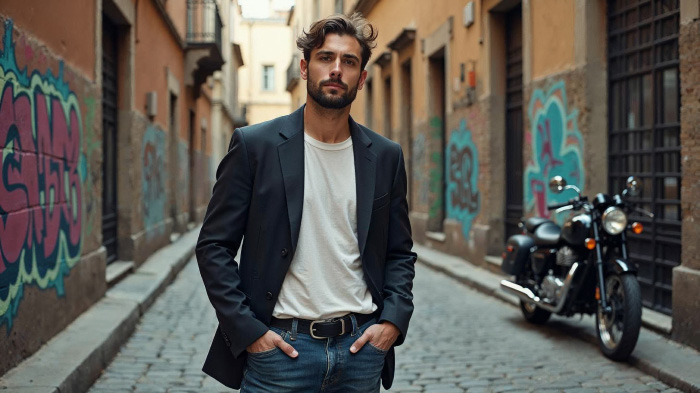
[281,248,288,257]
[266,292,273,300]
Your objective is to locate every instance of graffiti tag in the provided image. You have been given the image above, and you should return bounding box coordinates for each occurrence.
[446,119,480,239]
[142,125,166,233]
[524,81,584,223]
[0,19,85,330]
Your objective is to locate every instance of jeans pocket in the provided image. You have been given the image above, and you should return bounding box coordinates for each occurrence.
[247,328,288,358]
[247,346,280,358]
[367,341,389,355]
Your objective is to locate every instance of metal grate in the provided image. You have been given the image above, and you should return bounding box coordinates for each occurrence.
[607,0,681,315]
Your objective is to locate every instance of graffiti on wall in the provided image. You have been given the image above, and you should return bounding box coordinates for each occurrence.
[177,141,189,214]
[446,119,480,239]
[524,81,584,223]
[142,125,166,233]
[81,96,100,237]
[0,19,85,329]
[428,116,443,220]
[411,133,428,206]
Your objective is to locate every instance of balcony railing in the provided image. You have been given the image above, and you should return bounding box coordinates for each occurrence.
[186,0,222,52]
[286,54,301,92]
[185,0,224,92]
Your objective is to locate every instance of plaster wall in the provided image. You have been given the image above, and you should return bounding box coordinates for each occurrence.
[530,0,576,80]
[239,18,292,123]
[0,0,97,78]
[134,0,185,132]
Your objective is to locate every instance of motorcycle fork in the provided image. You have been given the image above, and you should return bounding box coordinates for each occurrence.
[619,232,629,260]
[593,222,613,315]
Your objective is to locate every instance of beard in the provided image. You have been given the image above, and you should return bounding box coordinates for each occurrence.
[307,75,359,109]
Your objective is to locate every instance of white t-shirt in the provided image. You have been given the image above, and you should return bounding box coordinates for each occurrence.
[272,132,378,320]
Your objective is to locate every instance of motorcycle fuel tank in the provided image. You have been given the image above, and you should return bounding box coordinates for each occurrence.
[561,213,592,246]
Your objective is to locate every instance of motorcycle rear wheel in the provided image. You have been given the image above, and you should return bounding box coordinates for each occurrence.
[520,300,552,324]
[595,274,642,361]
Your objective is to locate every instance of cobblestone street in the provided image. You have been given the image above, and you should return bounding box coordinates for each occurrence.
[89,258,681,393]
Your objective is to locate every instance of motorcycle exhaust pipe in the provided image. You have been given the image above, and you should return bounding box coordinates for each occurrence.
[500,262,580,314]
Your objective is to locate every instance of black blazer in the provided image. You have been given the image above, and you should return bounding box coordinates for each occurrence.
[195,105,416,390]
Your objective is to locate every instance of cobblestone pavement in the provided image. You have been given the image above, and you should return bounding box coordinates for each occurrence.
[89,258,681,393]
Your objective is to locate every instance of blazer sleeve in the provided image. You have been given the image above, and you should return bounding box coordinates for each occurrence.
[195,128,269,358]
[378,145,417,347]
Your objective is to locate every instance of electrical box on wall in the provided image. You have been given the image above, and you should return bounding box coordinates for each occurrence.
[146,91,157,117]
[463,2,475,27]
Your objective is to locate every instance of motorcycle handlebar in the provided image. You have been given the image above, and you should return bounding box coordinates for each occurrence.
[547,199,576,211]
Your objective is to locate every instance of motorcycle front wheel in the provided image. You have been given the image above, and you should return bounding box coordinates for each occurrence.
[595,274,642,361]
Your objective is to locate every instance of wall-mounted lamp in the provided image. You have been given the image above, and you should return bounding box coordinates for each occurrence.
[146,91,157,118]
[463,1,475,27]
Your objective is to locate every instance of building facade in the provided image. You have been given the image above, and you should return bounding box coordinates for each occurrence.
[238,2,292,125]
[287,0,699,350]
[0,0,243,375]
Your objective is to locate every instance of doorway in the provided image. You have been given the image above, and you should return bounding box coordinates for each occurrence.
[188,110,196,223]
[504,5,524,239]
[102,16,119,264]
[384,76,392,139]
[401,60,413,209]
[427,49,446,233]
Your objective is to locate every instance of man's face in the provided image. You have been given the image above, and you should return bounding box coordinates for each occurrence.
[301,33,368,109]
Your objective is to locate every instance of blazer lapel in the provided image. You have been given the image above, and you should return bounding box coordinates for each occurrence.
[278,106,305,254]
[351,117,376,257]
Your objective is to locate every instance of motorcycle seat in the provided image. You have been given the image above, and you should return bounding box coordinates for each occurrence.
[524,217,554,233]
[534,222,561,246]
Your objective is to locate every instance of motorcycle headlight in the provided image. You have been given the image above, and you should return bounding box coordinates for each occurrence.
[602,207,628,235]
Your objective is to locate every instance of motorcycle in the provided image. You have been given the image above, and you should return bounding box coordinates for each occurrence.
[500,175,652,360]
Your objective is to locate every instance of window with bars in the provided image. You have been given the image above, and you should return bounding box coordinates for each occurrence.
[607,0,681,315]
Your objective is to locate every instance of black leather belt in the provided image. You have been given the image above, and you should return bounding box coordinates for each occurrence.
[270,313,375,339]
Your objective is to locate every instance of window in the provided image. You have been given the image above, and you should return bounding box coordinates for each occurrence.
[335,0,344,14]
[262,65,275,91]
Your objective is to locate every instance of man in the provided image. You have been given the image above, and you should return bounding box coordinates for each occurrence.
[196,13,416,392]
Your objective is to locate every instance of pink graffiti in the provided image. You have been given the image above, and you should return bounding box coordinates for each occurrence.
[538,119,563,175]
[22,38,34,63]
[530,179,550,219]
[0,84,82,273]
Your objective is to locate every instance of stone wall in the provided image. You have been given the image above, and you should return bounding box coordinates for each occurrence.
[673,12,700,351]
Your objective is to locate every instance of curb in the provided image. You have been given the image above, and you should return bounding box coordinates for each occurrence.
[0,226,201,393]
[413,244,700,393]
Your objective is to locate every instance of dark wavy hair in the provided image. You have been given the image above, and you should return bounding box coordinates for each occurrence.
[296,12,378,70]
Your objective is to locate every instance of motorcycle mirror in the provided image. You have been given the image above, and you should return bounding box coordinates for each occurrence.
[549,176,567,194]
[626,176,642,197]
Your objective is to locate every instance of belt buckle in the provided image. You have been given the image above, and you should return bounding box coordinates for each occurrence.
[309,318,345,339]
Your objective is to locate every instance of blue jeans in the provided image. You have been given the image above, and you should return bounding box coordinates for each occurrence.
[241,315,386,393]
